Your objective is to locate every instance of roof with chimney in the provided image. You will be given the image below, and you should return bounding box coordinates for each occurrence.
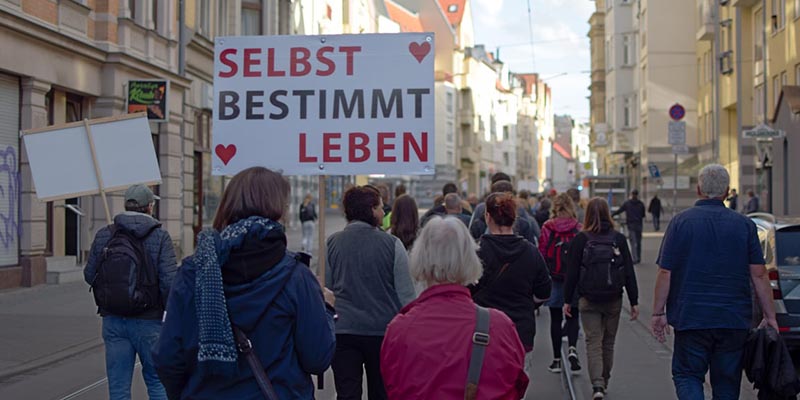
[385,0,424,32]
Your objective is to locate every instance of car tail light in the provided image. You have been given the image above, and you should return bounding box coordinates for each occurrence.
[779,327,791,333]
[769,270,783,300]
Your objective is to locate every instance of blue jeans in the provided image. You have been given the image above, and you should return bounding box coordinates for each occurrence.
[672,329,748,400]
[102,316,166,400]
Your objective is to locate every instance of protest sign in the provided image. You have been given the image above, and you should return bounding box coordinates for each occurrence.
[21,114,162,222]
[212,33,435,176]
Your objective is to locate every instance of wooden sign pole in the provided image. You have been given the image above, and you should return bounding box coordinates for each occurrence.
[83,119,113,225]
[317,175,327,287]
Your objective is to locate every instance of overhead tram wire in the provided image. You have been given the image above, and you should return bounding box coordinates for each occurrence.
[527,0,536,71]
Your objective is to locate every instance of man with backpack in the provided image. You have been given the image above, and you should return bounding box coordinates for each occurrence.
[611,189,646,264]
[84,184,177,400]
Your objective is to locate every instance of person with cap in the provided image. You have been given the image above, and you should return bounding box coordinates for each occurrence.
[611,189,646,264]
[84,184,177,400]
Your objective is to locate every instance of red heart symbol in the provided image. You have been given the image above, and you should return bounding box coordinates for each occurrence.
[409,41,431,63]
[215,144,237,165]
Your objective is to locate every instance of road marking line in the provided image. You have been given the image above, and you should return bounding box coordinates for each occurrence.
[57,362,141,400]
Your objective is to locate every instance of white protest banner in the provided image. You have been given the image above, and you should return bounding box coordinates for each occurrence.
[21,114,162,219]
[212,33,435,176]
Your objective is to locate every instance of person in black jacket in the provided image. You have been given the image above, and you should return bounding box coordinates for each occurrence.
[648,194,663,231]
[471,192,552,353]
[612,189,646,263]
[563,197,639,399]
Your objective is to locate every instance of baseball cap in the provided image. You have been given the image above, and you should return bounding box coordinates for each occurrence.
[124,184,160,207]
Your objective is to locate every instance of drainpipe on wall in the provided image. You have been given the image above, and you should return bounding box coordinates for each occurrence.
[713,0,721,163]
[736,6,743,189]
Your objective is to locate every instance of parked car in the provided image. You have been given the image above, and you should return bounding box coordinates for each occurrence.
[749,213,800,346]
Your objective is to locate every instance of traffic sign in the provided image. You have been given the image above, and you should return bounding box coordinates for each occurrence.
[742,123,784,139]
[647,163,661,178]
[672,144,689,155]
[669,103,686,121]
[668,121,686,145]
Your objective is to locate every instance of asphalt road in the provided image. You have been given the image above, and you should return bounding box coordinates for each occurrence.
[0,219,773,400]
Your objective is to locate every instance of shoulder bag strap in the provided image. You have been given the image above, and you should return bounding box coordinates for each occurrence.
[232,324,280,400]
[465,306,491,400]
[472,263,509,299]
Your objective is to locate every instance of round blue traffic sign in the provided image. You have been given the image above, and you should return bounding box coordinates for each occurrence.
[669,104,686,121]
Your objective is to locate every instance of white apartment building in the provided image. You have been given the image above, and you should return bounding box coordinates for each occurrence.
[636,0,697,206]
[604,0,638,178]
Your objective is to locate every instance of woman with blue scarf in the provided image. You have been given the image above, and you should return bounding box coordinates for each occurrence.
[154,167,336,399]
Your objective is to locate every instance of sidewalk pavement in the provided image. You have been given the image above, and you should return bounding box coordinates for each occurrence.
[0,210,348,383]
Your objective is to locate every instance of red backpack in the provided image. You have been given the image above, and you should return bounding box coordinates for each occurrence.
[544,226,579,281]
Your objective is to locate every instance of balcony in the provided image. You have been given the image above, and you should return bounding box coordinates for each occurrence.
[696,0,715,41]
[731,0,760,7]
[610,130,634,154]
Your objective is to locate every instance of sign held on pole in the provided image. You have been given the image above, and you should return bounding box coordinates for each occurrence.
[20,113,162,202]
[212,33,436,176]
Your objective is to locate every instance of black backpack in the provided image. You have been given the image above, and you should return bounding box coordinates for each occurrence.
[578,232,626,302]
[91,225,160,316]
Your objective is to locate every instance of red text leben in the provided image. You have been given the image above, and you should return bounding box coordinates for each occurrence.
[218,46,363,78]
[299,132,428,163]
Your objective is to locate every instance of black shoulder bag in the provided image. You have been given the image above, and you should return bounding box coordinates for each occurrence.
[231,324,280,400]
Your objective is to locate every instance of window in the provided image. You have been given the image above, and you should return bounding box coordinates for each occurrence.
[623,96,633,128]
[503,125,509,140]
[623,35,631,65]
[755,84,765,122]
[152,0,159,31]
[448,4,458,12]
[129,0,136,19]
[241,0,262,35]
[446,92,454,113]
[698,57,703,85]
[447,121,454,143]
[795,64,800,85]
[217,0,228,37]
[771,0,785,32]
[782,70,788,86]
[755,8,764,62]
[503,152,509,167]
[198,0,210,36]
[774,74,781,107]
[605,38,612,71]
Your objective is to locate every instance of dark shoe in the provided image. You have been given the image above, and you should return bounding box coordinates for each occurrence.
[592,386,605,399]
[568,347,581,373]
[547,359,562,373]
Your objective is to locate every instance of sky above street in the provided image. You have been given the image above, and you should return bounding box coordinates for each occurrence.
[472,0,593,124]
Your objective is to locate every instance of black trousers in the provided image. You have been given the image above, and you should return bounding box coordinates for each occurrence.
[628,225,643,263]
[332,334,387,400]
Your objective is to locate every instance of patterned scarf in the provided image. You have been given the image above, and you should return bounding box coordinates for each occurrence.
[194,216,283,377]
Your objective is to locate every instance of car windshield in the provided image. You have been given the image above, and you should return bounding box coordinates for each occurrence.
[776,230,800,267]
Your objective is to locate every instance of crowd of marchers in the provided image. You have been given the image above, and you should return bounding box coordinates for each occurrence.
[82,163,799,400]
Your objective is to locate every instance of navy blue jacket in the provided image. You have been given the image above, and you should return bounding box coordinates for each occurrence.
[84,212,177,319]
[154,231,335,400]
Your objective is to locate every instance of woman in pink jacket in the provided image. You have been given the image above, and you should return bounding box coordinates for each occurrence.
[380,216,529,400]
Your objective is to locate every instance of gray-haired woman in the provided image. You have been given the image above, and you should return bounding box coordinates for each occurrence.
[381,217,530,399]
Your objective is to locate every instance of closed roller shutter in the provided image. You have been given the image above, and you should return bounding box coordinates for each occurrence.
[0,74,20,266]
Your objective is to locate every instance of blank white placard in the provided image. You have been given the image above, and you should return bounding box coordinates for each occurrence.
[22,114,162,201]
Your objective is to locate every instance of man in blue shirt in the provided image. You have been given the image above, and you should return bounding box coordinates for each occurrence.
[651,164,777,400]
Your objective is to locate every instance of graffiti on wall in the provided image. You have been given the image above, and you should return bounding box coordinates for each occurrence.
[0,146,20,256]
